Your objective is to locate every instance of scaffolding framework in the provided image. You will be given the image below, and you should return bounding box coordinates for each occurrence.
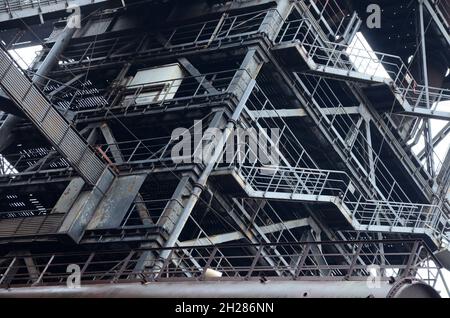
[0,0,449,298]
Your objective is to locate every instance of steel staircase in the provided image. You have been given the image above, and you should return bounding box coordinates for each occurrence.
[0,45,112,185]
[273,18,450,120]
[215,84,449,249]
[263,2,450,247]
[271,6,441,202]
[224,164,448,247]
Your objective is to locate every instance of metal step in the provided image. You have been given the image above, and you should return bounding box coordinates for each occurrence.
[0,45,112,185]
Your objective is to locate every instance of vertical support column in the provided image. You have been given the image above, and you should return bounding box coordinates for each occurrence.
[133,175,193,272]
[304,231,331,277]
[136,49,265,272]
[23,254,40,282]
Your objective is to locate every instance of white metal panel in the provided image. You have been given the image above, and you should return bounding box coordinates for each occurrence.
[125,63,184,105]
[129,64,184,86]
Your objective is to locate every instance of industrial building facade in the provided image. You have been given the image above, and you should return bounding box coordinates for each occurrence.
[0,0,448,298]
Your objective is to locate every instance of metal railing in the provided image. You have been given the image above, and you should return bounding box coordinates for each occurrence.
[0,208,50,219]
[0,239,438,287]
[231,163,448,239]
[247,81,412,206]
[275,18,450,118]
[0,0,107,16]
[221,130,448,240]
[75,69,251,120]
[57,8,281,70]
[275,6,442,198]
[275,10,449,221]
[0,149,68,175]
[95,133,200,170]
[94,109,229,171]
[0,0,63,12]
[96,136,175,166]
[41,78,109,112]
[215,85,448,240]
[161,9,278,47]
[297,0,350,37]
[296,73,413,204]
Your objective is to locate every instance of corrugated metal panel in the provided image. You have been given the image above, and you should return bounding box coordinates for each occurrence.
[83,18,113,37]
[0,214,65,238]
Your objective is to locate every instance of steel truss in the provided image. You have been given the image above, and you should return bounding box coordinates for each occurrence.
[0,0,449,297]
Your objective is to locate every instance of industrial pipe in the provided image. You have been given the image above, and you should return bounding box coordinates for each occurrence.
[0,279,440,298]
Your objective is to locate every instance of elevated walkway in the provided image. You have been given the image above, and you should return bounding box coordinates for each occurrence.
[212,165,449,248]
[273,19,450,120]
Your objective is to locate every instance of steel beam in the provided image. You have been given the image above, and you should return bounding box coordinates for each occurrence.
[248,106,360,118]
[179,218,310,246]
[177,58,218,95]
[99,122,124,164]
[418,122,450,160]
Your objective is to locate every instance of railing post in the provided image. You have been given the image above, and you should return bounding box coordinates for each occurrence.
[80,252,95,279]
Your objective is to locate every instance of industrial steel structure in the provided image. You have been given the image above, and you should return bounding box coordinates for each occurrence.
[0,0,449,298]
